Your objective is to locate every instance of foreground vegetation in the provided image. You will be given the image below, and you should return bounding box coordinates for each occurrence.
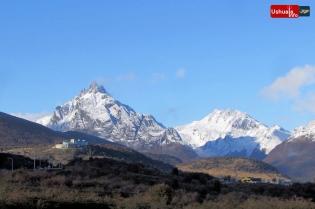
[1,157,315,209]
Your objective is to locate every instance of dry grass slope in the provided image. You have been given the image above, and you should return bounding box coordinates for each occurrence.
[177,157,290,181]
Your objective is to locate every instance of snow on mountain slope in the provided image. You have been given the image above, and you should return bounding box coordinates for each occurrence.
[288,119,315,141]
[36,82,290,161]
[175,109,290,159]
[37,82,183,149]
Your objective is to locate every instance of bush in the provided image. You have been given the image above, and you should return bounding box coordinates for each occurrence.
[172,167,179,176]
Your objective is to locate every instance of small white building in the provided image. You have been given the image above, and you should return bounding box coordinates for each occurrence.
[55,139,88,149]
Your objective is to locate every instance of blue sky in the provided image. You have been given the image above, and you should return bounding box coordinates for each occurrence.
[1,1,315,130]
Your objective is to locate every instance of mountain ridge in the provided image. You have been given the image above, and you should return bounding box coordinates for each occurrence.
[176,109,291,159]
[36,82,292,161]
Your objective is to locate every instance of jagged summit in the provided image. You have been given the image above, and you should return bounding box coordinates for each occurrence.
[78,81,108,97]
[203,108,264,131]
[288,119,315,141]
[37,81,183,153]
[177,109,265,140]
[87,81,107,94]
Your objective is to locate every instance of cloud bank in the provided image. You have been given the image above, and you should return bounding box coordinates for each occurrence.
[10,111,52,122]
[260,65,315,100]
[116,72,137,82]
[260,65,315,113]
[96,76,111,85]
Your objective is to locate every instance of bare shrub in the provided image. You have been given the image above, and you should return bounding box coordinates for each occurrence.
[171,189,198,208]
[145,183,173,205]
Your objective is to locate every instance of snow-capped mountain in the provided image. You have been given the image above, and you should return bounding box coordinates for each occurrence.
[175,109,291,159]
[288,119,315,141]
[37,82,184,151]
[37,82,290,161]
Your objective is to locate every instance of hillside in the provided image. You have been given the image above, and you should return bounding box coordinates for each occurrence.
[1,155,315,208]
[62,131,121,146]
[0,153,50,170]
[0,111,119,148]
[15,144,174,173]
[73,144,175,172]
[177,157,290,181]
[0,111,64,147]
[264,135,315,182]
[141,152,183,166]
[264,119,315,182]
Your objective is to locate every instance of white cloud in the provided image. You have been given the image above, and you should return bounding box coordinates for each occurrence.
[96,76,110,85]
[176,68,185,78]
[151,73,166,83]
[116,72,137,82]
[10,111,52,122]
[292,92,315,114]
[260,65,315,114]
[260,65,315,100]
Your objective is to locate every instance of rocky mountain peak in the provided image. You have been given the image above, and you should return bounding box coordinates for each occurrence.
[204,108,264,132]
[175,108,290,158]
[87,81,107,94]
[37,81,184,156]
[288,119,315,141]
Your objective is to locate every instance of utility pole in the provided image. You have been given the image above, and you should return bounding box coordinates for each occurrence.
[39,149,41,168]
[59,151,61,169]
[48,155,52,169]
[62,150,65,169]
[34,150,36,171]
[7,158,13,171]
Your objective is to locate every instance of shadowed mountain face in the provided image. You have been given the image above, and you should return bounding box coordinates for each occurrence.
[264,119,315,182]
[196,136,267,160]
[0,111,63,146]
[264,135,315,182]
[141,152,183,166]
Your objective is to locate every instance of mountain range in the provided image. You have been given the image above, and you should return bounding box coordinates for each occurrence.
[1,113,288,181]
[36,82,290,161]
[176,109,290,160]
[5,81,315,181]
